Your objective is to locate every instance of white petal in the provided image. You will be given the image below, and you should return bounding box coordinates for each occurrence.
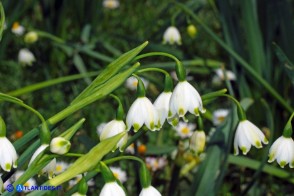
[139,186,161,196]
[100,182,125,196]
[126,98,145,131]
[29,144,49,166]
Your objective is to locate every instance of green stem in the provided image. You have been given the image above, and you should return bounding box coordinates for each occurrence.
[134,52,186,81]
[282,112,294,138]
[220,94,246,121]
[201,89,227,100]
[0,2,5,41]
[0,93,50,144]
[176,2,294,113]
[0,116,6,137]
[137,67,173,92]
[64,153,84,157]
[35,30,65,43]
[110,94,124,121]
[132,74,146,97]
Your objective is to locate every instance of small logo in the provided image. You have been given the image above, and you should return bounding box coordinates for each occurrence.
[6,184,14,192]
[16,184,24,192]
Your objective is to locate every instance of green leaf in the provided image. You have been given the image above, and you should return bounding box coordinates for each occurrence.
[73,54,91,85]
[146,144,177,155]
[71,41,148,104]
[81,24,91,43]
[273,43,294,85]
[0,2,5,41]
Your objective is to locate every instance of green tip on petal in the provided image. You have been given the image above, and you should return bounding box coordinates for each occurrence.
[179,108,184,116]
[241,146,247,155]
[133,123,140,132]
[233,148,238,155]
[263,138,269,144]
[172,118,179,127]
[5,163,11,171]
[255,141,262,148]
[150,122,155,130]
[194,108,199,116]
[168,111,172,117]
[279,161,286,168]
[268,154,275,163]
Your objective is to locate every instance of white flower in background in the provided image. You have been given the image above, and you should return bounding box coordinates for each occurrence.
[170,71,193,81]
[163,26,182,45]
[97,122,107,136]
[145,157,167,172]
[125,143,135,154]
[154,92,172,127]
[100,181,125,196]
[18,48,36,66]
[0,137,18,171]
[125,76,149,91]
[103,0,120,9]
[174,121,195,139]
[212,68,236,84]
[100,120,128,151]
[268,136,294,168]
[55,161,69,174]
[41,158,56,179]
[50,137,71,155]
[189,130,206,155]
[234,120,268,155]
[13,171,37,192]
[168,81,205,126]
[11,22,25,36]
[126,97,160,132]
[139,185,161,196]
[213,109,229,126]
[110,167,127,183]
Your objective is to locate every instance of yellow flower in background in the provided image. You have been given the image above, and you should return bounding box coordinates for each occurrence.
[187,24,197,38]
[103,0,120,9]
[174,121,196,139]
[24,31,38,43]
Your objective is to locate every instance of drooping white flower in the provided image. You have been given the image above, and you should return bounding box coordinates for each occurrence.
[126,97,160,132]
[125,143,135,154]
[154,92,172,127]
[103,0,120,9]
[11,22,25,36]
[100,182,125,196]
[174,121,195,139]
[50,137,71,155]
[125,76,149,91]
[109,167,127,183]
[139,185,161,196]
[212,109,229,126]
[55,161,69,174]
[18,48,36,66]
[145,157,167,172]
[97,122,107,136]
[0,137,18,171]
[29,144,49,166]
[168,81,205,126]
[100,120,128,151]
[163,26,181,45]
[234,120,268,155]
[268,136,294,168]
[13,170,37,192]
[189,130,206,155]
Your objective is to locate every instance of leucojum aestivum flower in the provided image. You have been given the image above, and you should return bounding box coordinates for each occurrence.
[0,40,293,196]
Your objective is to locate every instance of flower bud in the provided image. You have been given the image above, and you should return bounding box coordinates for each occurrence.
[189,130,206,155]
[24,31,38,43]
[187,24,197,38]
[50,137,71,155]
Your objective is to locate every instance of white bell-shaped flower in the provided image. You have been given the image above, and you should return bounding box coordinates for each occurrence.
[0,137,18,171]
[103,0,120,9]
[100,120,128,151]
[163,26,182,45]
[268,136,294,168]
[154,92,172,127]
[126,97,160,132]
[139,185,162,196]
[50,137,71,155]
[11,22,25,36]
[18,48,36,66]
[234,120,268,155]
[168,81,205,126]
[100,182,125,196]
[212,109,229,126]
